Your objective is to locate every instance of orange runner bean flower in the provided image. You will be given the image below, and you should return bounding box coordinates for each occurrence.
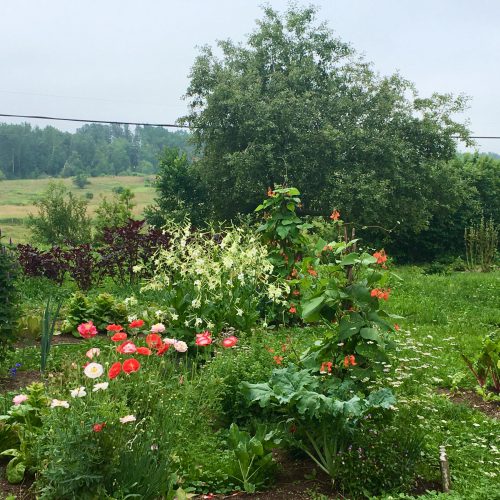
[330,210,340,221]
[344,355,357,368]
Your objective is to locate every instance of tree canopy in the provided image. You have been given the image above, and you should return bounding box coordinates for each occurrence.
[0,123,191,179]
[179,5,472,241]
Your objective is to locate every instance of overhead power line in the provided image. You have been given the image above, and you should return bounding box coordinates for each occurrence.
[0,113,190,128]
[0,113,499,139]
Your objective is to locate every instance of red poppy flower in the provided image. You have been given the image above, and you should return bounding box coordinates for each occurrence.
[273,355,284,365]
[77,321,97,339]
[108,362,122,379]
[146,333,163,349]
[156,343,170,356]
[93,422,106,432]
[289,305,297,314]
[221,336,238,348]
[330,210,340,221]
[116,341,137,354]
[292,290,300,296]
[129,319,145,329]
[106,324,123,332]
[122,358,141,374]
[195,332,212,347]
[111,332,128,342]
[137,346,152,356]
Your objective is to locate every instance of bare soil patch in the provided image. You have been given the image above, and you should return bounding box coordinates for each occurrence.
[437,388,499,419]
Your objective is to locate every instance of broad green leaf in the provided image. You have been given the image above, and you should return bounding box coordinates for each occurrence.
[360,327,380,341]
[367,388,396,409]
[6,457,25,484]
[339,253,359,266]
[239,382,272,407]
[248,437,264,456]
[301,296,325,320]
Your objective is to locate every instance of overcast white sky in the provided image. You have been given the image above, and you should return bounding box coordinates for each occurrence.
[0,0,498,152]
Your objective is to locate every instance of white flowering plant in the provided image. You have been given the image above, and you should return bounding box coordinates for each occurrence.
[140,223,290,340]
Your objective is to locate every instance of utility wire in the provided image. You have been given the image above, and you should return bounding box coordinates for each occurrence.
[0,112,499,139]
[0,113,189,128]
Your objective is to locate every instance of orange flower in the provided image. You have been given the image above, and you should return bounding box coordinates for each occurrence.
[394,323,400,331]
[320,361,333,373]
[292,290,300,296]
[373,249,387,265]
[370,288,391,301]
[330,210,340,221]
[343,355,357,368]
[267,187,275,197]
[307,267,318,277]
[273,355,284,365]
[289,305,297,314]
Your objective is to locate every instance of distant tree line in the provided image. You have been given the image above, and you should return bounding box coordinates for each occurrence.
[0,122,191,179]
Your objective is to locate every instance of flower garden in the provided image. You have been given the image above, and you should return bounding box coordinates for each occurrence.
[0,188,499,500]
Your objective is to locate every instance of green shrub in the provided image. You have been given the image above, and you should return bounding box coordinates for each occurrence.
[0,236,19,361]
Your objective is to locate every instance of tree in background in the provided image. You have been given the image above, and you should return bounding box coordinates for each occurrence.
[94,188,136,240]
[26,182,92,245]
[145,147,207,227]
[179,5,471,249]
[0,123,191,179]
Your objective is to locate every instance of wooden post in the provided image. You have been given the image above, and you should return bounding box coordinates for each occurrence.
[439,445,451,493]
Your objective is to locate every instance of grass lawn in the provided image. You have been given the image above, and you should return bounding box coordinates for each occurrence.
[0,176,156,243]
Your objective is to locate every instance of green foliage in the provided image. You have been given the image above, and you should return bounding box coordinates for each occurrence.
[465,216,498,272]
[94,187,136,239]
[0,383,49,484]
[461,331,499,398]
[0,122,191,179]
[0,235,19,362]
[72,173,90,189]
[40,297,62,373]
[61,291,128,336]
[182,5,469,243]
[241,363,396,481]
[255,186,312,276]
[145,147,206,227]
[26,182,92,245]
[227,423,279,493]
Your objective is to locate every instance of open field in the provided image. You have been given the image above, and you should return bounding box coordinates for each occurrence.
[0,176,156,243]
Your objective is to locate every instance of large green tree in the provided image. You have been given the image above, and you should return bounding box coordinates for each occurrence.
[181,5,471,238]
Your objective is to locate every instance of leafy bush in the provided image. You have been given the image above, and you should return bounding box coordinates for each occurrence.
[0,235,19,361]
[17,219,172,289]
[26,182,92,245]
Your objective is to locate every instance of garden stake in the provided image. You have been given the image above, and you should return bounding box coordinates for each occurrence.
[439,445,451,493]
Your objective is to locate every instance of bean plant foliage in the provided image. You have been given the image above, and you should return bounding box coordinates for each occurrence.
[242,186,400,482]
